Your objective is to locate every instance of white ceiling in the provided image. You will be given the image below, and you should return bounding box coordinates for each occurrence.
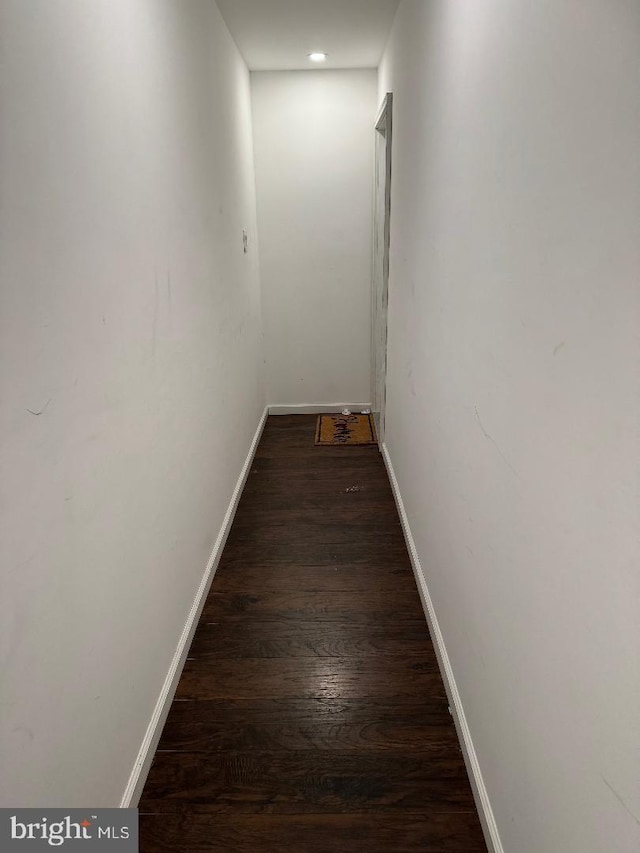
[216,0,400,71]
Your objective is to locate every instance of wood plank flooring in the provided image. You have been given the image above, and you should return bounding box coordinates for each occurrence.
[139,415,487,852]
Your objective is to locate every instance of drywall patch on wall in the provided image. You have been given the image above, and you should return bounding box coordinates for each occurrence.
[251,69,377,407]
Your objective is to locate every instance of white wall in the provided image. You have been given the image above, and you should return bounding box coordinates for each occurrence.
[251,70,377,406]
[0,0,264,806]
[380,1,640,851]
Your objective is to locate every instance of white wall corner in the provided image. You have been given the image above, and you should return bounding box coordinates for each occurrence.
[119,406,269,808]
[268,403,372,415]
[381,441,504,853]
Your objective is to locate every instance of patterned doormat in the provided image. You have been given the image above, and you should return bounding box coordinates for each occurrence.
[315,413,378,446]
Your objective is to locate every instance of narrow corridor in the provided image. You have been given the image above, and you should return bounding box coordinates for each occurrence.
[138,416,486,851]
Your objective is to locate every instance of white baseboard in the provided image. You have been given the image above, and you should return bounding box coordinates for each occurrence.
[119,405,269,808]
[268,403,372,415]
[381,442,504,853]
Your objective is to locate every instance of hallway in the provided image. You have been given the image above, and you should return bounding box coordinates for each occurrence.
[138,416,486,851]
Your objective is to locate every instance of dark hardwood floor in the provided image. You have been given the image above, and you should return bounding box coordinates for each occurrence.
[139,415,487,852]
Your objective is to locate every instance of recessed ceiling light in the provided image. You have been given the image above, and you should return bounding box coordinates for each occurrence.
[308,52,328,63]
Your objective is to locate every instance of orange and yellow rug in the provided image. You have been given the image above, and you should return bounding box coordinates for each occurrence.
[314,413,378,446]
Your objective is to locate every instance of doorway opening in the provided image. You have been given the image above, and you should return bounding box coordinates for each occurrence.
[371,92,393,445]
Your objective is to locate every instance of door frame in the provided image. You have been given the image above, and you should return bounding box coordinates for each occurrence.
[371,92,393,445]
